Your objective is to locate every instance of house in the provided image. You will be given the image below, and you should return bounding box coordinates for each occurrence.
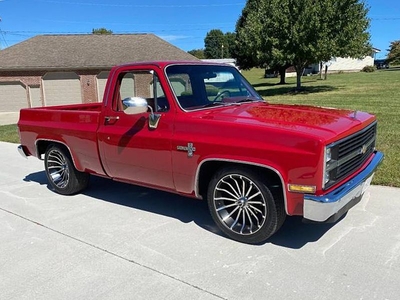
[283,48,381,77]
[306,48,381,75]
[0,34,197,112]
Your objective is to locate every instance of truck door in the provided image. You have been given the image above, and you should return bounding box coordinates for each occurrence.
[97,68,175,190]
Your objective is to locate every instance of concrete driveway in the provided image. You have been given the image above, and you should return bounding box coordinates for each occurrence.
[1,141,399,300]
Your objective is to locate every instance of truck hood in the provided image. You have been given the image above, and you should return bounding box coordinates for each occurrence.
[198,102,376,142]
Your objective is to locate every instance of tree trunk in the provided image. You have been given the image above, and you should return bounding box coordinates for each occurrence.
[296,68,303,89]
[324,65,328,80]
[278,66,286,84]
[319,62,323,80]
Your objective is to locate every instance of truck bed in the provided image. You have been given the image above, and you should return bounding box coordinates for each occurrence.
[18,103,105,175]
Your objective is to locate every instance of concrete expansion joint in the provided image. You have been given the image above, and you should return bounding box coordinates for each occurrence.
[0,206,227,300]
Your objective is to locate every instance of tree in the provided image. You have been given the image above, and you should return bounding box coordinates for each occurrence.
[204,30,237,59]
[224,32,236,59]
[92,28,113,35]
[204,29,225,59]
[234,0,371,89]
[233,0,291,84]
[188,49,205,59]
[387,40,400,65]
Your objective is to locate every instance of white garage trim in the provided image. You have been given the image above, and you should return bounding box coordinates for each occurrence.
[42,72,82,106]
[29,85,42,108]
[0,81,28,112]
[96,71,110,102]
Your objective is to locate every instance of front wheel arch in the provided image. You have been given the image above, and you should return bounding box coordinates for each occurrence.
[197,161,285,206]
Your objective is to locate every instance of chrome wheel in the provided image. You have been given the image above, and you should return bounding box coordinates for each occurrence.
[47,149,70,188]
[44,144,89,195]
[213,173,267,235]
[207,167,285,244]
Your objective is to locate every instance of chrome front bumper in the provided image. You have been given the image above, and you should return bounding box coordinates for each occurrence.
[303,151,384,223]
[17,145,29,159]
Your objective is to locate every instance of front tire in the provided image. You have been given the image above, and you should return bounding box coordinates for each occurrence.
[207,167,285,244]
[44,144,89,195]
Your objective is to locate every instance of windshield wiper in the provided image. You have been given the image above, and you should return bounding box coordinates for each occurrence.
[201,101,226,108]
[201,97,262,108]
[234,97,263,103]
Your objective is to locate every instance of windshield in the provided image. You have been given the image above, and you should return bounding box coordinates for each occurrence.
[165,64,262,110]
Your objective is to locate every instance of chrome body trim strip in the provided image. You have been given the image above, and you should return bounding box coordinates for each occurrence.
[194,158,288,214]
[34,139,79,169]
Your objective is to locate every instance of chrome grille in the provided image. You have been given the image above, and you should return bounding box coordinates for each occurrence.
[325,122,376,189]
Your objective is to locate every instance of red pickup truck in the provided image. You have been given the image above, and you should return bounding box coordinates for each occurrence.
[18,61,383,244]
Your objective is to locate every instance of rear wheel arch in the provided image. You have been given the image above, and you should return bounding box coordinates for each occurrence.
[35,139,83,171]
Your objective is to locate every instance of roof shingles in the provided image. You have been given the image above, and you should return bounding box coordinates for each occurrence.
[0,34,198,70]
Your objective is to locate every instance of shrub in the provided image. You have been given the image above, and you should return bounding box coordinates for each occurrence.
[361,65,376,72]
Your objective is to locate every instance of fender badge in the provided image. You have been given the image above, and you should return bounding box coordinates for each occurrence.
[177,143,196,157]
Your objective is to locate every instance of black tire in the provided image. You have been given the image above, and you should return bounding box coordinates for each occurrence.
[44,144,90,195]
[207,166,286,244]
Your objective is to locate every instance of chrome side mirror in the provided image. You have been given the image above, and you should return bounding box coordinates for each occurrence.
[122,97,161,129]
[122,97,148,115]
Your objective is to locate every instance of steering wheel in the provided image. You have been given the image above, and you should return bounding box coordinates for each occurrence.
[213,90,231,102]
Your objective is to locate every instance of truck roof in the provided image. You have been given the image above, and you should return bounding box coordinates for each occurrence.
[115,60,233,69]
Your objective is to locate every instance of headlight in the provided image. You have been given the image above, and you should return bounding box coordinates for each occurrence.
[323,145,338,189]
[326,147,332,163]
[324,170,330,184]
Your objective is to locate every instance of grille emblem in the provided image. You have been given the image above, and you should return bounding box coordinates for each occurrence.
[360,144,367,155]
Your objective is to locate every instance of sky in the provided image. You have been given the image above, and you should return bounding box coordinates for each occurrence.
[0,0,399,59]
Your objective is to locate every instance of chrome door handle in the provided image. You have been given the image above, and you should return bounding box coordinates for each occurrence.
[105,116,120,122]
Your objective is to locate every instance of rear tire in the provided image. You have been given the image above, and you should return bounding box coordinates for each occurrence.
[207,166,285,244]
[44,144,89,195]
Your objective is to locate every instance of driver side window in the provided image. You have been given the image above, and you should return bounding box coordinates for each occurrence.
[114,71,169,112]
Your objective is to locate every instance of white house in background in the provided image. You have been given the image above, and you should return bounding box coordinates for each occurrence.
[286,47,381,77]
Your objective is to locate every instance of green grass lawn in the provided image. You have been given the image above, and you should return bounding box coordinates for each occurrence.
[0,124,19,144]
[1,68,399,186]
[242,67,400,187]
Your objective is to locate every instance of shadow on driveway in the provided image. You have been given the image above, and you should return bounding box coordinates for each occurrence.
[24,171,340,249]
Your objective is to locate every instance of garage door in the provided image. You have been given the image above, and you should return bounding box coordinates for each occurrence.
[29,85,42,108]
[96,71,110,102]
[0,82,28,112]
[43,72,81,106]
